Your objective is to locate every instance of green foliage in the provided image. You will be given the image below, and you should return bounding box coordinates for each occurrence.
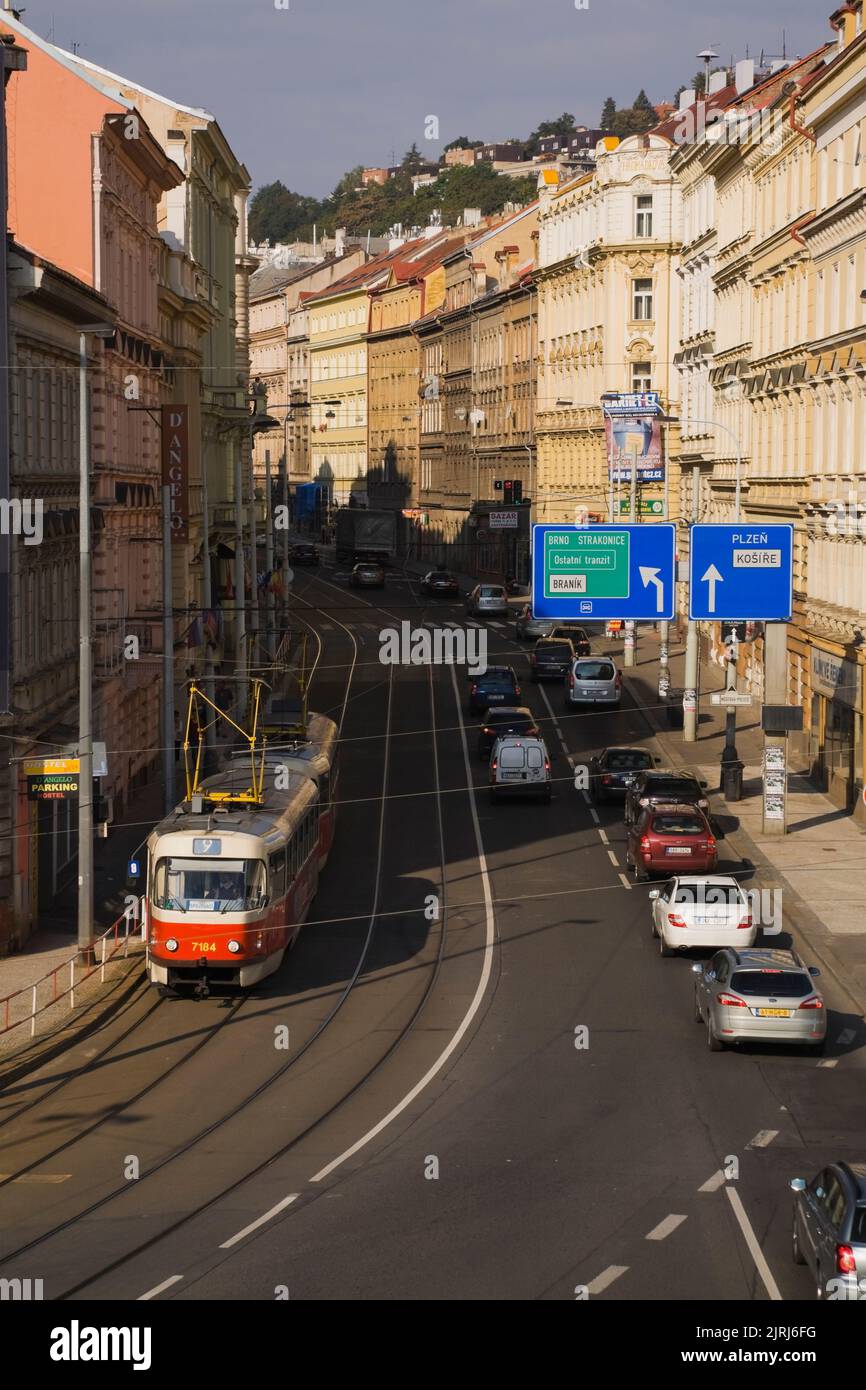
[443,135,483,151]
[526,110,576,155]
[249,180,323,245]
[600,97,617,129]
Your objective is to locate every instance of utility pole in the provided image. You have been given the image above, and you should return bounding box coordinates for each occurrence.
[683,463,701,741]
[248,416,258,643]
[161,482,175,814]
[265,447,275,659]
[762,622,789,835]
[200,452,216,767]
[234,435,246,722]
[658,415,670,698]
[623,450,638,667]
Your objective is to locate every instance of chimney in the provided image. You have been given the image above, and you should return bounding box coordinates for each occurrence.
[678,88,696,111]
[708,69,727,94]
[735,58,755,93]
[334,228,346,258]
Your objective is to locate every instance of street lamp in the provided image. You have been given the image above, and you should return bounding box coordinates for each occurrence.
[78,322,116,965]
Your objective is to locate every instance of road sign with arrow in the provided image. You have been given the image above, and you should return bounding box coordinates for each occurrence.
[531,523,675,620]
[689,524,793,621]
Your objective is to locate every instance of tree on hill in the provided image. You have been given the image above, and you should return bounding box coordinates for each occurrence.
[600,96,617,129]
[401,142,426,172]
[249,180,324,244]
[526,111,576,154]
[444,135,483,151]
[632,89,657,121]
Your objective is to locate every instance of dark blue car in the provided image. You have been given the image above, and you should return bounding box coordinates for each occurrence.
[468,666,521,715]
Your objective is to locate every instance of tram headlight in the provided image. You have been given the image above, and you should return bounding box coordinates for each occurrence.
[165,938,179,952]
[227,939,241,954]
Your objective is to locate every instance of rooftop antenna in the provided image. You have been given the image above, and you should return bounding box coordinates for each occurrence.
[782,28,786,59]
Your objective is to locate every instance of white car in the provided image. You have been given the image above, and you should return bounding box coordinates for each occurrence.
[649,875,757,957]
[489,736,552,802]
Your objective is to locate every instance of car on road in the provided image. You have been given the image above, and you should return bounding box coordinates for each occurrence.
[288,542,319,566]
[477,707,539,760]
[626,803,717,880]
[692,947,826,1054]
[351,561,385,589]
[489,736,552,802]
[549,624,591,657]
[421,569,459,598]
[514,604,555,641]
[530,638,574,682]
[588,747,657,802]
[468,665,521,715]
[465,583,509,618]
[648,875,757,956]
[564,657,621,708]
[624,767,709,827]
[790,1162,866,1299]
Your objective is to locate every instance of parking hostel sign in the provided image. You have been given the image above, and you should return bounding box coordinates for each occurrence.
[25,757,79,801]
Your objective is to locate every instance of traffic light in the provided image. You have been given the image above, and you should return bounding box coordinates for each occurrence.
[503,479,514,505]
[513,479,523,504]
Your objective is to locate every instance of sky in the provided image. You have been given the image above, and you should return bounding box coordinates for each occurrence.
[13,0,832,198]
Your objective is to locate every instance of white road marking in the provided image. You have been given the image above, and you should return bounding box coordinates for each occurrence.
[699,1170,727,1193]
[598,828,609,845]
[607,850,619,867]
[747,1129,779,1150]
[219,1193,300,1249]
[466,619,482,628]
[818,1058,838,1069]
[836,1028,856,1046]
[138,1274,183,1301]
[589,808,600,824]
[646,1213,687,1241]
[309,663,497,1185]
[618,873,632,890]
[587,1264,629,1295]
[725,1186,783,1301]
[581,790,591,805]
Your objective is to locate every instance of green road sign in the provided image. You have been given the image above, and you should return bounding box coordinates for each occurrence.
[542,528,630,599]
[615,498,665,516]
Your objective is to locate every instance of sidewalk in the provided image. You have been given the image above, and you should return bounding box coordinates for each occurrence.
[623,627,866,1013]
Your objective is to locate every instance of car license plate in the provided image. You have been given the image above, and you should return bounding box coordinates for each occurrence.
[755,1008,791,1018]
[695,916,715,924]
[581,688,595,696]
[665,846,692,855]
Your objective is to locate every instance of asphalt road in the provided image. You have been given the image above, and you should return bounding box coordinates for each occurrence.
[1,561,864,1303]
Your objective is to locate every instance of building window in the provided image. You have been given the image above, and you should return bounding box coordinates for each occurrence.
[635,195,653,237]
[631,361,652,393]
[632,279,653,321]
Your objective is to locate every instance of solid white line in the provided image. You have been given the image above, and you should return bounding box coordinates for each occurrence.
[646,1213,687,1241]
[607,850,619,867]
[747,1129,779,1150]
[138,1274,183,1302]
[618,873,632,891]
[309,663,497,1185]
[587,1265,629,1295]
[725,1186,783,1301]
[598,828,609,845]
[589,807,600,824]
[219,1193,300,1249]
[699,1170,726,1193]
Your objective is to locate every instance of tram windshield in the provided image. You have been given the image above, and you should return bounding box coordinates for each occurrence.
[153,858,267,913]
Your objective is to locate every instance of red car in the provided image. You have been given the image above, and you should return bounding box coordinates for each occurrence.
[625,802,717,881]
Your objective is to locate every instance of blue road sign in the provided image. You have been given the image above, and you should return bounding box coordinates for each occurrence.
[532,523,676,620]
[689,524,793,621]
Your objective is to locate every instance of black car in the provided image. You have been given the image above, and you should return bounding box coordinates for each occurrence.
[624,767,710,826]
[529,638,574,682]
[288,542,319,566]
[477,706,539,759]
[589,747,658,803]
[468,665,521,715]
[421,570,459,597]
[550,624,591,657]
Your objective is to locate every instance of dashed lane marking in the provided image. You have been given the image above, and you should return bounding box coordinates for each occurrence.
[138,1275,183,1302]
[607,850,619,867]
[587,1265,629,1295]
[598,828,609,845]
[0,1173,71,1183]
[589,808,600,824]
[646,1214,687,1241]
[818,1058,838,1068]
[746,1130,778,1150]
[618,873,632,891]
[219,1193,300,1249]
[699,1170,726,1193]
[725,1187,783,1300]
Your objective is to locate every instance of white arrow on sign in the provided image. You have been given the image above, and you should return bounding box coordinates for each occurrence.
[701,563,723,613]
[639,566,664,613]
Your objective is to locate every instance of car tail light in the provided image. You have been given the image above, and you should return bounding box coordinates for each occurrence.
[640,836,651,852]
[545,760,551,772]
[668,914,687,928]
[482,727,492,736]
[716,993,747,1007]
[491,759,497,772]
[615,671,622,688]
[514,685,521,697]
[798,996,824,1010]
[471,684,478,694]
[703,837,716,851]
[737,916,752,930]
[837,1245,857,1275]
[639,797,649,807]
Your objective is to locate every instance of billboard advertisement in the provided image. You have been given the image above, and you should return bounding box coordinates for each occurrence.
[603,392,663,481]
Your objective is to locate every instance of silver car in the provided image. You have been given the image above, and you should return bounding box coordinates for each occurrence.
[489,736,552,803]
[791,1162,866,1299]
[564,656,621,708]
[514,603,554,640]
[693,947,826,1054]
[466,583,509,618]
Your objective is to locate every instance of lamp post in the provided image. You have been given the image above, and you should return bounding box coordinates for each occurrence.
[77,323,116,964]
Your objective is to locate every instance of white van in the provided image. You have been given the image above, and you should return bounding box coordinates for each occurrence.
[489,736,552,802]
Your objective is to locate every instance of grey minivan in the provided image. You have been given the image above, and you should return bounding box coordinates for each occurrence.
[466,584,509,618]
[564,656,621,708]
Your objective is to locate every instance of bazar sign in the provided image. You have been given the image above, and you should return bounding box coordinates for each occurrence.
[811,650,860,708]
[24,757,79,801]
[161,405,190,543]
[488,510,518,529]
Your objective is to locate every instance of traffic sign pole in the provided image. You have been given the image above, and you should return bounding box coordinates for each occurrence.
[762,622,789,835]
[683,466,701,741]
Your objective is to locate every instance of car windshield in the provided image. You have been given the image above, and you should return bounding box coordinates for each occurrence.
[851,1207,866,1243]
[606,751,652,770]
[431,572,451,580]
[480,586,505,597]
[537,643,570,656]
[555,627,587,640]
[488,711,530,726]
[575,661,614,680]
[480,670,514,686]
[646,776,700,797]
[729,970,812,997]
[153,857,266,912]
[651,814,705,835]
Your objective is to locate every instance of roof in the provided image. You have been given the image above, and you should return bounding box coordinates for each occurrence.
[303,233,457,305]
[250,252,356,300]
[50,41,213,122]
[1,13,134,110]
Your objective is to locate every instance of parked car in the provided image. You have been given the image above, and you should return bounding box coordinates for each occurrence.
[549,624,591,657]
[530,638,574,682]
[351,561,385,588]
[625,802,717,880]
[288,542,319,566]
[477,707,539,760]
[465,583,509,618]
[589,747,657,802]
[489,736,552,802]
[649,875,756,956]
[514,604,555,641]
[624,767,709,827]
[564,657,621,708]
[692,947,826,1054]
[421,570,459,598]
[791,1162,866,1299]
[468,665,522,715]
